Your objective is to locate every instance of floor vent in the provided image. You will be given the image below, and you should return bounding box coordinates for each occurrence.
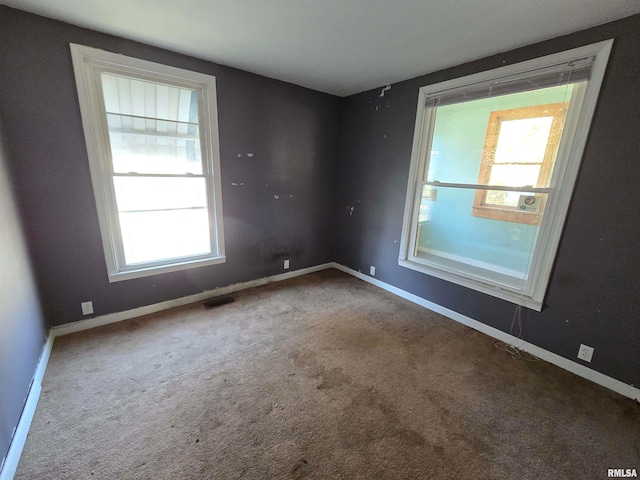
[203,296,235,309]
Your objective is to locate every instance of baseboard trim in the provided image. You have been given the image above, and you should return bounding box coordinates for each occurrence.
[2,263,335,479]
[332,263,640,402]
[4,260,636,480]
[0,334,54,480]
[53,263,334,337]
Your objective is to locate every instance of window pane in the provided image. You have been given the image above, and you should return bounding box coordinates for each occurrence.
[113,176,207,212]
[487,164,541,189]
[413,186,546,288]
[426,84,573,185]
[114,176,211,265]
[493,117,553,164]
[119,209,211,265]
[109,129,202,175]
[101,73,198,122]
[101,73,202,175]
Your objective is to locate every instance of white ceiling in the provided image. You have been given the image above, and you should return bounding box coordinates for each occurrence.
[2,0,639,97]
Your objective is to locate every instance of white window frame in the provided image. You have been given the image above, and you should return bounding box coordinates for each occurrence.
[70,44,225,282]
[399,40,613,311]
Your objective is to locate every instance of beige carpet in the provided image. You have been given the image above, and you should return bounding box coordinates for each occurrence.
[16,269,640,479]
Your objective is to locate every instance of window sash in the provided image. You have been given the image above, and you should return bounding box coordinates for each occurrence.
[91,69,219,272]
[408,86,586,296]
[71,44,225,282]
[399,40,613,310]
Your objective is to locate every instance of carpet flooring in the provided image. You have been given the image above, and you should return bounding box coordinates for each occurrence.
[15,269,640,479]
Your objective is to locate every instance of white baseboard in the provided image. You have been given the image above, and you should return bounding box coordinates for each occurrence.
[2,262,335,479]
[3,260,636,480]
[332,263,640,402]
[53,263,334,337]
[0,334,54,480]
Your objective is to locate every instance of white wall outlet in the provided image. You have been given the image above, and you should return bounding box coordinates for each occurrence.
[81,301,94,315]
[284,259,290,270]
[577,344,594,362]
[370,266,376,276]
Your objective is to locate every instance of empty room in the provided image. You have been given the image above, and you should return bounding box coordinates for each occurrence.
[1,1,639,479]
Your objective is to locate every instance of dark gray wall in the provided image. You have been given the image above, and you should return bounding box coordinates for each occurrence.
[0,11,638,468]
[0,117,48,466]
[335,14,640,388]
[0,7,340,327]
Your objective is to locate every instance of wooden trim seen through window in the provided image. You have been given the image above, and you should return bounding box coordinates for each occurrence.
[472,102,568,225]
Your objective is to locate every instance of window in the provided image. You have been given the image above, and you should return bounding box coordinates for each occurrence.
[472,102,568,225]
[71,44,225,282]
[399,40,613,310]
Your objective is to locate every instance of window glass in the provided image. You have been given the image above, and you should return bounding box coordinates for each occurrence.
[119,209,211,265]
[426,85,572,186]
[102,73,203,175]
[415,86,575,286]
[414,185,546,287]
[113,176,211,265]
[399,40,613,309]
[71,44,225,281]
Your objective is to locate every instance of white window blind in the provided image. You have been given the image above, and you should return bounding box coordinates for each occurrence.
[425,57,593,108]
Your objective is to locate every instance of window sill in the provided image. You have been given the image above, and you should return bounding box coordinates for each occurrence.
[398,257,543,311]
[108,255,226,283]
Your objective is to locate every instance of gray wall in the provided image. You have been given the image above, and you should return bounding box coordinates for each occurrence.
[0,117,48,466]
[0,7,340,327]
[335,14,640,388]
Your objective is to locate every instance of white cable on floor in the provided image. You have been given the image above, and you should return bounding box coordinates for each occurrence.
[494,305,539,362]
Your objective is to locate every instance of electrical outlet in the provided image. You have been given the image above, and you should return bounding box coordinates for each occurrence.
[370,266,376,276]
[284,259,290,270]
[577,344,594,362]
[81,301,93,315]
